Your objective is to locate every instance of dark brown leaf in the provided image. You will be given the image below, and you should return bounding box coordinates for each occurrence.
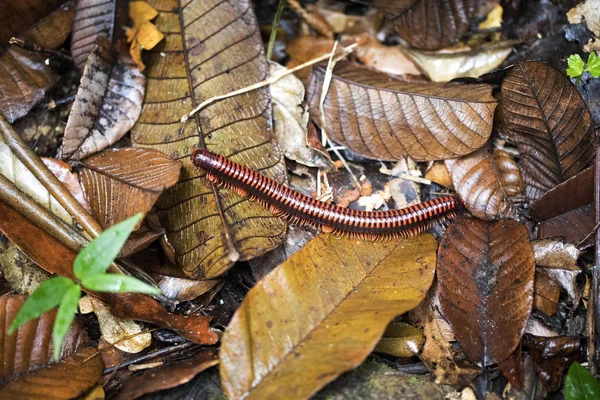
[0,0,66,44]
[0,4,73,122]
[79,147,181,229]
[70,0,115,70]
[63,38,145,160]
[501,61,595,201]
[534,270,560,316]
[131,0,286,278]
[438,216,535,366]
[0,295,103,399]
[537,205,595,248]
[306,62,497,161]
[374,0,480,50]
[446,146,524,220]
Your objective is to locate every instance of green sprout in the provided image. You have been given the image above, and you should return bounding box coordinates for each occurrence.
[567,51,600,80]
[564,362,600,400]
[7,213,161,361]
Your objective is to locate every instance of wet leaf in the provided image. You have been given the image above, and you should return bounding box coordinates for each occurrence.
[0,3,73,122]
[374,0,481,50]
[0,295,103,399]
[131,0,286,278]
[220,234,437,399]
[70,0,115,70]
[79,148,181,229]
[63,38,145,160]
[501,61,595,201]
[306,61,497,161]
[438,216,535,366]
[446,146,524,220]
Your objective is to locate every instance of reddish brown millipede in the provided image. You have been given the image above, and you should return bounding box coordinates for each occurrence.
[192,149,462,240]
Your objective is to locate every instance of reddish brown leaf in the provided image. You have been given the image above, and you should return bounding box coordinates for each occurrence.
[501,61,595,201]
[438,216,535,366]
[306,62,497,161]
[537,205,595,248]
[42,157,91,213]
[79,147,181,229]
[70,0,115,70]
[534,271,560,316]
[373,0,480,50]
[446,146,524,220]
[0,295,103,399]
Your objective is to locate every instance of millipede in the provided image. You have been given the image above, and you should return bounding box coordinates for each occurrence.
[192,149,463,241]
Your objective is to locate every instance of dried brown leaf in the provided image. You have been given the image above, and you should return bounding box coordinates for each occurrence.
[42,157,91,213]
[220,234,437,399]
[538,205,595,249]
[446,146,524,220]
[79,147,181,229]
[70,0,115,70]
[306,61,497,161]
[131,0,286,278]
[501,61,595,201]
[0,0,66,44]
[158,276,220,302]
[438,216,535,366]
[63,38,145,160]
[353,33,421,76]
[0,238,50,294]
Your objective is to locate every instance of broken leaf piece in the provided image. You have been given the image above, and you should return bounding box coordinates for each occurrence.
[126,1,164,70]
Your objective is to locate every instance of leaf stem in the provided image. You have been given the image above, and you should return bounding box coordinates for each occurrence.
[266,0,286,60]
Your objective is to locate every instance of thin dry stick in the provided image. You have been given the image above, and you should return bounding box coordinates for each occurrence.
[180,43,358,122]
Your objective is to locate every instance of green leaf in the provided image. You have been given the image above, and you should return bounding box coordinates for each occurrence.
[53,284,81,362]
[73,213,143,280]
[81,274,161,295]
[564,362,600,400]
[8,277,75,334]
[567,54,585,78]
[587,51,600,78]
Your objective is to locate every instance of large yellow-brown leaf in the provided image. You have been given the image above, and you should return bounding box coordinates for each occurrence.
[79,147,181,229]
[501,61,595,201]
[0,295,104,399]
[446,146,524,220]
[70,0,115,70]
[437,216,535,366]
[306,62,497,161]
[0,3,73,122]
[220,233,437,399]
[131,0,286,279]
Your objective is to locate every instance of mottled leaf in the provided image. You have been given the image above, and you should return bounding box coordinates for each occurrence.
[438,216,535,366]
[220,234,437,399]
[131,0,286,278]
[446,146,524,220]
[374,0,480,50]
[79,148,181,229]
[63,38,145,160]
[306,62,497,161]
[501,61,595,201]
[70,0,115,70]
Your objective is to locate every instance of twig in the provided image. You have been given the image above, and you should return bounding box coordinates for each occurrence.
[266,0,286,60]
[42,94,77,110]
[180,43,357,122]
[577,219,600,248]
[287,0,334,39]
[588,129,600,375]
[9,37,73,63]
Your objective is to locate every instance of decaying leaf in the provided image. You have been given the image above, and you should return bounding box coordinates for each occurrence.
[353,33,421,76]
[0,0,66,44]
[125,1,164,70]
[63,38,145,160]
[158,276,220,302]
[131,0,287,278]
[438,216,535,366]
[71,0,115,70]
[532,239,581,270]
[0,3,73,123]
[79,148,181,229]
[42,157,92,213]
[534,270,561,316]
[501,61,595,201]
[306,62,497,161]
[374,0,481,50]
[0,295,104,399]
[0,237,51,295]
[424,161,453,188]
[220,233,437,399]
[446,146,524,220]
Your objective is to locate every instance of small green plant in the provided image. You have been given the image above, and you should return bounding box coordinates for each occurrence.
[564,362,600,400]
[567,51,600,80]
[7,213,160,361]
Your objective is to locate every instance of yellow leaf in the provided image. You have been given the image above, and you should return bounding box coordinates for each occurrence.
[129,1,158,25]
[135,21,164,49]
[126,1,164,70]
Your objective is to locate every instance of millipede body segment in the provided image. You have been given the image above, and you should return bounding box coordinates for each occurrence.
[192,149,462,240]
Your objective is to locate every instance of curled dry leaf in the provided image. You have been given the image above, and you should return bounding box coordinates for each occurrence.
[0,295,103,399]
[501,61,595,201]
[374,0,480,50]
[63,38,145,160]
[70,0,115,70]
[79,147,181,229]
[374,321,424,358]
[0,3,73,122]
[306,62,497,161]
[438,216,535,366]
[158,276,220,302]
[532,239,581,270]
[446,146,524,220]
[353,33,421,76]
[126,0,164,70]
[220,233,437,399]
[131,0,286,279]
